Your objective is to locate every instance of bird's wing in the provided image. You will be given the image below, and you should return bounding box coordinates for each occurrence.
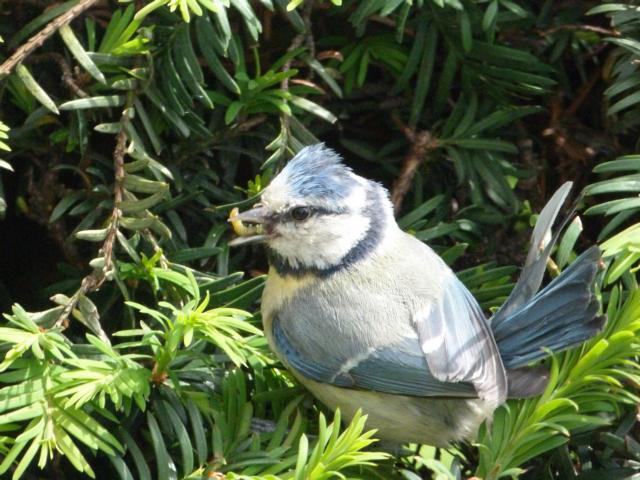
[411,269,507,406]
[272,314,477,397]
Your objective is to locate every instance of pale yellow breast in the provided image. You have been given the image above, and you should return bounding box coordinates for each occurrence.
[261,267,317,338]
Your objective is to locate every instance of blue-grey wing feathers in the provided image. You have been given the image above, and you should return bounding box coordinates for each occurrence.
[413,273,507,406]
[272,315,477,397]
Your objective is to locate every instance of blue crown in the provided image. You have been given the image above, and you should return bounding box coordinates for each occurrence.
[279,144,356,200]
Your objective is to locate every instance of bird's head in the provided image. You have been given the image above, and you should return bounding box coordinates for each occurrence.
[229,144,395,275]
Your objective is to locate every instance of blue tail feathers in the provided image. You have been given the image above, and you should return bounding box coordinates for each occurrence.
[494,246,605,370]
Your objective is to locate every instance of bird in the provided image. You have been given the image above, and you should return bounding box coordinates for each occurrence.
[228,143,605,446]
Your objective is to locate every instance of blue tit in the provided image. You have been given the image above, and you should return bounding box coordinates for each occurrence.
[229,144,604,447]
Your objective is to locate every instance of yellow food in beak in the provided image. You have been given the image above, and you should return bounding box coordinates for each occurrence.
[228,207,264,237]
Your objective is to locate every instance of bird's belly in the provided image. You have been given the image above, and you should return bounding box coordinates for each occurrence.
[300,376,491,447]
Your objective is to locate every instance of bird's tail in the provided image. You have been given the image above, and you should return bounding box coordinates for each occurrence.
[494,245,605,370]
[487,182,605,397]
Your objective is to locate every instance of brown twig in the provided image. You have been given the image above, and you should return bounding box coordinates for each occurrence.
[302,1,315,80]
[390,112,438,213]
[281,0,314,89]
[234,114,268,133]
[53,273,98,330]
[542,66,609,168]
[565,68,601,118]
[55,111,129,329]
[0,0,101,78]
[538,24,620,38]
[280,32,305,137]
[102,124,127,277]
[281,36,306,91]
[29,52,89,98]
[369,15,416,37]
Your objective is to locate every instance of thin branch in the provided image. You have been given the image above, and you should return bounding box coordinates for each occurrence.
[281,1,313,90]
[55,110,129,329]
[29,52,89,98]
[0,0,101,78]
[538,24,620,37]
[279,33,304,138]
[281,36,306,91]
[234,114,268,133]
[101,123,127,277]
[302,1,315,80]
[565,68,601,117]
[390,112,438,214]
[262,7,274,41]
[55,275,100,330]
[369,15,416,37]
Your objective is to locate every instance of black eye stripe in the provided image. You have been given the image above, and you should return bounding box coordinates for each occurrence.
[267,206,347,223]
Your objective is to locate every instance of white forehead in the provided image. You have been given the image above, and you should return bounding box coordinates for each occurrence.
[261,173,369,212]
[260,177,291,211]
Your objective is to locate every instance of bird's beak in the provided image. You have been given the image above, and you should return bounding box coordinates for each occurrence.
[228,206,268,246]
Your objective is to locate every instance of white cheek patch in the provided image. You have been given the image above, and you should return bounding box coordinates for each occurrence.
[344,180,367,210]
[270,213,371,269]
[318,213,370,258]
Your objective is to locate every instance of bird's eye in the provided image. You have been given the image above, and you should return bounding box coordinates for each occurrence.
[291,206,311,221]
